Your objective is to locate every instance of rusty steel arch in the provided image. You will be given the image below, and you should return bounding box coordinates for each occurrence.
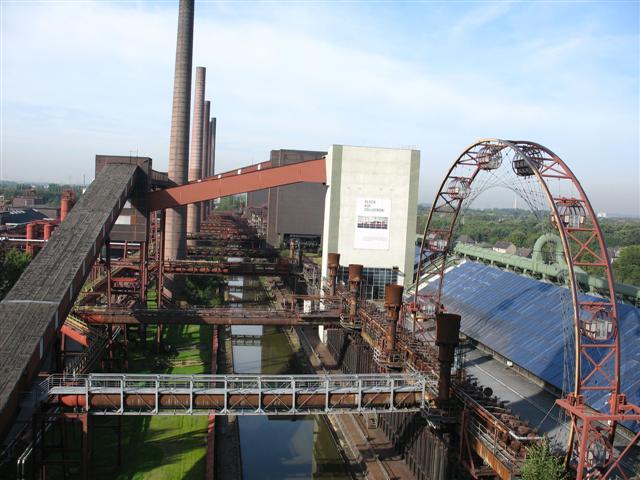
[413,139,624,476]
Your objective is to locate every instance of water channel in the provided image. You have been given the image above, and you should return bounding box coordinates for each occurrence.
[229,276,351,480]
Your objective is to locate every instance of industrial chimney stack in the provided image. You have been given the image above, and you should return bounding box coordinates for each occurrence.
[164,0,194,263]
[201,100,211,222]
[187,66,206,239]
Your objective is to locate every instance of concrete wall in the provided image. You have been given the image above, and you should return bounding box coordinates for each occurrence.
[266,149,327,246]
[321,145,419,287]
[246,149,326,247]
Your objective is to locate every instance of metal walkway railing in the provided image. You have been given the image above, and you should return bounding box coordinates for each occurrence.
[41,373,430,416]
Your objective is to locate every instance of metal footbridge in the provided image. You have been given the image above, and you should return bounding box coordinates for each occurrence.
[42,373,431,416]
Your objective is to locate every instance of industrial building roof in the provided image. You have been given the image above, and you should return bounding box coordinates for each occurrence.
[0,208,48,226]
[421,261,640,415]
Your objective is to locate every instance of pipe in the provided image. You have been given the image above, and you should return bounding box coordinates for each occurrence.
[164,0,194,264]
[25,223,36,256]
[435,312,461,403]
[43,223,54,241]
[348,264,363,326]
[60,189,75,222]
[187,66,206,240]
[327,253,340,296]
[384,284,404,352]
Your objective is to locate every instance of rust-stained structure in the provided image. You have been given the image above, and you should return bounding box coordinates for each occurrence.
[0,0,637,478]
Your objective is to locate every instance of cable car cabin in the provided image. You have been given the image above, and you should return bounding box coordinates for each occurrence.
[476,144,504,170]
[512,148,543,176]
[553,198,586,229]
[447,177,471,200]
[582,305,614,341]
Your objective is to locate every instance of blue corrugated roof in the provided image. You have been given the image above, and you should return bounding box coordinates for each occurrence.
[420,261,640,417]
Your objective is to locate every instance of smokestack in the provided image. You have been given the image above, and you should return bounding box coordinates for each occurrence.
[43,223,54,241]
[210,117,217,175]
[60,189,75,222]
[207,116,216,215]
[435,313,461,404]
[327,253,340,296]
[347,264,363,327]
[202,101,211,179]
[187,66,206,240]
[164,0,194,262]
[384,284,404,353]
[201,100,211,222]
[26,222,36,256]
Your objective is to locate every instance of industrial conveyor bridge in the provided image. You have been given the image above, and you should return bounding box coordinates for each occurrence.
[72,306,341,326]
[0,157,327,440]
[42,373,431,416]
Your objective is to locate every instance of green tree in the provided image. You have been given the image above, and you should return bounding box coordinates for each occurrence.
[613,245,640,286]
[521,439,566,480]
[0,248,31,300]
[507,230,528,247]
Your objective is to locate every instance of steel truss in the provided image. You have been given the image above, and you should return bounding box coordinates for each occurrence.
[43,373,429,416]
[414,139,636,479]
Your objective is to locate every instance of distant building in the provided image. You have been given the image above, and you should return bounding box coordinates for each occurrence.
[597,212,607,218]
[321,145,420,297]
[0,209,48,227]
[607,247,622,261]
[457,234,475,245]
[247,149,327,249]
[515,247,532,258]
[493,241,517,255]
[11,188,44,208]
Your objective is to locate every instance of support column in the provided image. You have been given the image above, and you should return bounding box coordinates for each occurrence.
[80,413,92,480]
[187,66,206,242]
[157,211,166,307]
[165,0,194,271]
[105,238,112,308]
[138,242,146,303]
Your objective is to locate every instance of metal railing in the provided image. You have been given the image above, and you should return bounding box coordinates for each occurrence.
[40,373,430,416]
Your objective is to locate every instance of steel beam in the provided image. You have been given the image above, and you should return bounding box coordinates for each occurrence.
[148,158,326,211]
[43,373,429,416]
[72,306,341,326]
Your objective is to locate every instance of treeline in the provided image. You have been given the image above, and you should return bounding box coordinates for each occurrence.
[417,207,640,249]
[613,246,640,286]
[416,208,640,286]
[0,183,83,207]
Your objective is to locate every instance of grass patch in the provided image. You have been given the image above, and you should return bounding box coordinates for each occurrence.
[92,322,213,479]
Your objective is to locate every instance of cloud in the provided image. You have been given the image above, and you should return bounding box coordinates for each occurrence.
[450,1,513,36]
[0,1,638,215]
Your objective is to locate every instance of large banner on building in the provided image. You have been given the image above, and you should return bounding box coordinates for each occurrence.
[354,198,391,250]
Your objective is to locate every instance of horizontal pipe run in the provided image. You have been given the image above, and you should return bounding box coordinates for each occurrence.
[43,372,429,415]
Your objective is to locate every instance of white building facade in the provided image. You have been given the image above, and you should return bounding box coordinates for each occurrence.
[320,145,420,298]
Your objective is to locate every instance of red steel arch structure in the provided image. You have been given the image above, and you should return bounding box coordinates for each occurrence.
[413,139,639,479]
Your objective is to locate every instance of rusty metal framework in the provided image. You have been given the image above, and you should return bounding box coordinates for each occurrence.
[414,139,636,479]
[42,373,428,415]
